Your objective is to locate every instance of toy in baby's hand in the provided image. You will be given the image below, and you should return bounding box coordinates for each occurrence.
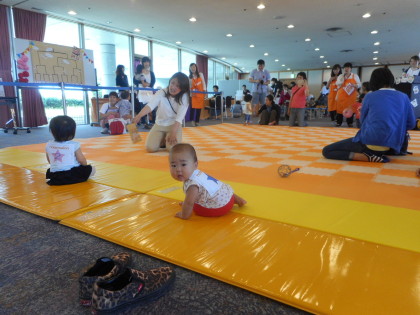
[278,164,300,177]
[126,123,141,143]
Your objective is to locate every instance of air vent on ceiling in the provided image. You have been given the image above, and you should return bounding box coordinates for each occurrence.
[273,16,285,20]
[340,49,353,53]
[325,27,352,38]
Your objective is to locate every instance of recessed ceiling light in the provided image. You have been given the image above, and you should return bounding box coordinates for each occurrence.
[106,21,112,24]
[234,63,238,65]
[264,53,269,56]
[281,64,285,67]
[363,13,371,18]
[375,62,379,65]
[371,30,378,34]
[373,51,379,54]
[134,28,141,32]
[305,38,311,42]
[241,67,245,69]
[249,44,255,48]
[315,48,320,51]
[226,33,233,37]
[189,17,197,22]
[287,24,294,29]
[257,4,265,9]
[287,68,291,70]
[203,50,208,53]
[374,41,380,46]
[327,65,331,68]
[373,57,378,60]
[176,41,182,44]
[222,57,226,60]
[67,10,77,15]
[320,56,325,58]
[275,59,279,62]
[323,61,328,64]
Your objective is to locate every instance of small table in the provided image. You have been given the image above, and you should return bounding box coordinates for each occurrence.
[0,97,31,134]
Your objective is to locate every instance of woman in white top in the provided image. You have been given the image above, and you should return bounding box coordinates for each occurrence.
[404,55,420,77]
[133,72,190,152]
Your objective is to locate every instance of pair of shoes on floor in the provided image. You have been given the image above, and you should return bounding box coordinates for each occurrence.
[143,124,152,130]
[363,152,390,163]
[79,252,175,314]
[101,128,109,134]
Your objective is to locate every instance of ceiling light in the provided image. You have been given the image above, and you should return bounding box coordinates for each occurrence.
[287,24,294,29]
[275,59,279,62]
[264,53,269,56]
[106,21,112,24]
[234,63,238,65]
[373,57,378,60]
[373,51,379,54]
[203,50,208,53]
[249,44,255,48]
[327,65,331,68]
[362,13,371,18]
[323,61,328,63]
[67,10,77,15]
[257,4,265,9]
[134,28,141,32]
[287,68,291,70]
[222,57,226,60]
[305,38,311,42]
[176,41,182,44]
[315,48,320,51]
[226,33,233,37]
[375,62,379,65]
[320,56,324,58]
[374,42,380,46]
[371,30,378,34]
[189,17,197,22]
[241,67,245,69]
[281,64,285,67]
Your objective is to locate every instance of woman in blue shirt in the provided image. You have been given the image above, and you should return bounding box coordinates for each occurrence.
[322,67,416,163]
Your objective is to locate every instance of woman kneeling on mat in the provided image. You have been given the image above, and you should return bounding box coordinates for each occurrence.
[133,72,190,152]
[322,67,416,163]
[169,143,246,220]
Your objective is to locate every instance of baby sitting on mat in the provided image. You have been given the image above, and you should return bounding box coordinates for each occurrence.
[169,143,246,220]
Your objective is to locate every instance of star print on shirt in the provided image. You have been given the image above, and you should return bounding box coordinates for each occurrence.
[207,175,218,184]
[53,150,65,162]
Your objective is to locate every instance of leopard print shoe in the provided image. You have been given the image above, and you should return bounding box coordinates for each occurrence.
[79,252,131,306]
[91,266,175,314]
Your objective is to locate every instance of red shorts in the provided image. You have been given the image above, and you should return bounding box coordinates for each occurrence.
[193,195,235,217]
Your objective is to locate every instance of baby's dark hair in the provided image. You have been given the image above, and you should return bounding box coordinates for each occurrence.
[170,143,197,162]
[120,90,130,100]
[244,94,252,102]
[108,91,118,98]
[49,115,76,142]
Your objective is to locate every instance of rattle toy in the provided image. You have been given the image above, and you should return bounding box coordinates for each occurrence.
[126,123,141,144]
[278,164,300,177]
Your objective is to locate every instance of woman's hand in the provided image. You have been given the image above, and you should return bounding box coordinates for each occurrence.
[132,115,141,125]
[166,132,178,146]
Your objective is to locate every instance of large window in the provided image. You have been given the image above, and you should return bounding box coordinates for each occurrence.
[152,43,178,89]
[44,17,79,47]
[207,60,215,91]
[181,51,196,76]
[215,62,226,84]
[84,27,131,91]
[134,38,149,56]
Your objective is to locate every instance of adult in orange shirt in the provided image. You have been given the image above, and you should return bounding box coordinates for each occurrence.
[326,64,342,122]
[335,62,361,127]
[189,63,207,127]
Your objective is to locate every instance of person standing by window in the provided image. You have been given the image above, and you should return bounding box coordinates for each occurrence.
[134,57,156,129]
[115,65,128,92]
[189,63,206,127]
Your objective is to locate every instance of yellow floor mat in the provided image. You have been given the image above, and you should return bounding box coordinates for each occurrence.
[0,163,136,220]
[0,148,46,167]
[150,180,420,253]
[60,194,420,315]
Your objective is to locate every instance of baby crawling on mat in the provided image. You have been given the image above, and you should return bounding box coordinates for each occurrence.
[169,143,246,220]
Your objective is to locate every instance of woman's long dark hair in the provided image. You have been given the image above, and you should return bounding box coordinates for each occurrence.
[165,72,190,104]
[330,64,342,77]
[116,64,125,76]
[189,63,199,79]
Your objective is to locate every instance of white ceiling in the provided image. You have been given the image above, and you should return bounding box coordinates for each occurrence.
[3,0,420,72]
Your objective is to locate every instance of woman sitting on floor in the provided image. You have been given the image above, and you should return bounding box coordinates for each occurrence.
[322,67,416,163]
